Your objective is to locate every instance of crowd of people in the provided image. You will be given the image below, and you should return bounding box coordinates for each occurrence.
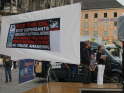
[80,41,107,83]
[1,41,121,83]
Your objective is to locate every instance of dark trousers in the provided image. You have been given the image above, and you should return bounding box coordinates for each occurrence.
[5,68,12,82]
[90,71,97,82]
[81,65,91,83]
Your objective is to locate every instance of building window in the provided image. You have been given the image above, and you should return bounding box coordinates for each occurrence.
[94,13,98,18]
[83,22,88,28]
[84,14,88,19]
[114,12,117,17]
[104,13,107,18]
[114,21,117,26]
[104,31,109,36]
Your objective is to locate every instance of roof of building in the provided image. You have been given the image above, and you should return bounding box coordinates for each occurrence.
[74,0,124,10]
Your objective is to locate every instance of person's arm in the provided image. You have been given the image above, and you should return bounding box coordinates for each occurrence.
[96,52,101,61]
[3,58,6,67]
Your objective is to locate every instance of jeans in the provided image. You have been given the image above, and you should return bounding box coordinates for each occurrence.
[5,67,12,82]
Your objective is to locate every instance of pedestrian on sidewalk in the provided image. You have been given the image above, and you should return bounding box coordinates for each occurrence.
[3,56,12,83]
[13,61,17,69]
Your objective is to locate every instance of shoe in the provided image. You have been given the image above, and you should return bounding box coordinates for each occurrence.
[9,79,12,82]
[5,81,8,83]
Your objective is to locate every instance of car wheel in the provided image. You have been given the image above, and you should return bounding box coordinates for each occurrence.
[111,73,121,83]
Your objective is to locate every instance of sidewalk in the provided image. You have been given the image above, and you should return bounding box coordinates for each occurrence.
[0,67,45,93]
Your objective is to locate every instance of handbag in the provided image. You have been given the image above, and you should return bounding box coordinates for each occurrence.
[89,59,97,71]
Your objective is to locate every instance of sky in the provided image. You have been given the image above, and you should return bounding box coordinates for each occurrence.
[117,0,124,5]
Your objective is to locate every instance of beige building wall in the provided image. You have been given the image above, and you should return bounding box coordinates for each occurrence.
[81,8,124,44]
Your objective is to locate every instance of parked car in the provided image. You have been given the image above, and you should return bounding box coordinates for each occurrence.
[104,44,122,83]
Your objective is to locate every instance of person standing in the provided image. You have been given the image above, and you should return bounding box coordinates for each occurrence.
[13,61,17,69]
[81,41,91,65]
[96,45,107,65]
[3,56,12,83]
[80,41,92,83]
[96,45,107,85]
[34,61,42,77]
[89,53,97,82]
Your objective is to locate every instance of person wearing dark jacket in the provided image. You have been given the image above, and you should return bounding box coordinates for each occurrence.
[80,41,92,83]
[96,45,107,65]
[3,56,12,83]
[81,41,91,65]
[96,45,107,84]
[13,61,17,69]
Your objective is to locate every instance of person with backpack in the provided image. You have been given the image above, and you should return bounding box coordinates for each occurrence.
[3,56,12,83]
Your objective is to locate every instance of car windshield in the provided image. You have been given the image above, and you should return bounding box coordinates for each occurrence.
[106,47,120,57]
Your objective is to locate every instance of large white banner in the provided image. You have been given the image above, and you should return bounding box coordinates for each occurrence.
[0,3,81,64]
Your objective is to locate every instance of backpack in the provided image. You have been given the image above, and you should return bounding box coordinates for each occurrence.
[4,60,12,68]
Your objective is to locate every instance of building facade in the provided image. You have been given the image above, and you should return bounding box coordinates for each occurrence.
[80,0,124,44]
[0,0,74,14]
[1,0,124,44]
[0,0,79,32]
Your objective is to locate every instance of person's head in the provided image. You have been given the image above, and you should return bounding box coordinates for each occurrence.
[98,45,104,51]
[85,41,91,48]
[5,56,10,61]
